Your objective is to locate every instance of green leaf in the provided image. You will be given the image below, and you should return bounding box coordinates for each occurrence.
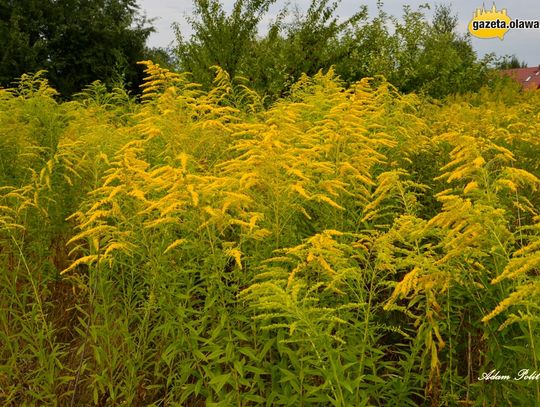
[209,373,231,393]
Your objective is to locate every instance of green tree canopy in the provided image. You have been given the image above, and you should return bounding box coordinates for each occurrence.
[495,55,527,70]
[175,0,277,87]
[174,1,489,101]
[0,0,153,96]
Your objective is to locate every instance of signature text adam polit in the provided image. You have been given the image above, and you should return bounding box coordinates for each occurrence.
[478,369,540,381]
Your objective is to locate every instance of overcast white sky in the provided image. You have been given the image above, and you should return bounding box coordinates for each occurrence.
[138,0,540,66]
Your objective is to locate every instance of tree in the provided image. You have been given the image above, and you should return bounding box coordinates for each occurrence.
[338,3,489,98]
[174,1,490,101]
[278,0,367,84]
[175,0,367,99]
[335,2,397,84]
[495,55,527,70]
[175,0,277,88]
[0,0,153,96]
[409,4,489,97]
[0,0,47,87]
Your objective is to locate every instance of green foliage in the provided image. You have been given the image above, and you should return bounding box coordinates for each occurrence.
[0,0,153,97]
[336,3,489,98]
[175,0,277,88]
[175,1,489,100]
[495,55,528,70]
[271,0,367,89]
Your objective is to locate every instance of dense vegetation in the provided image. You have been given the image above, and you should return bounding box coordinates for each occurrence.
[176,1,490,100]
[2,0,496,99]
[0,63,538,406]
[0,0,152,96]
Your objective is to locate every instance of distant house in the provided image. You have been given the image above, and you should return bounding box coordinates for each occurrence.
[500,66,540,89]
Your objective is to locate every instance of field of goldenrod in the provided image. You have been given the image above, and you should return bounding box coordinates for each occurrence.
[0,62,539,406]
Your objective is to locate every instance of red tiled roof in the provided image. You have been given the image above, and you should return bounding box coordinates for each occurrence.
[500,67,540,89]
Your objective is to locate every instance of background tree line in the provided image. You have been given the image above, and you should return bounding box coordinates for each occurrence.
[0,0,152,96]
[177,0,495,100]
[0,0,516,99]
